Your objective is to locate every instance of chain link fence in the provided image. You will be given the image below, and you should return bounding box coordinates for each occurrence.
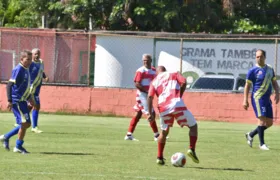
[0,28,92,85]
[0,29,280,92]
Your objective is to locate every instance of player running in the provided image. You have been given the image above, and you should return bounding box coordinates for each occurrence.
[0,50,33,154]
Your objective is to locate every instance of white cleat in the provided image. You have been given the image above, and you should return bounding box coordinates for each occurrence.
[245,132,253,147]
[124,135,139,141]
[259,144,269,150]
[31,127,43,133]
[154,136,169,142]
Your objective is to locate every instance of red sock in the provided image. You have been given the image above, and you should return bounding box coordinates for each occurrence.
[149,120,158,134]
[127,117,139,133]
[189,136,197,150]
[157,142,166,159]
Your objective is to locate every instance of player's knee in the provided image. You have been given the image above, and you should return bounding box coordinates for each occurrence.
[34,104,40,111]
[189,124,198,136]
[266,120,273,128]
[21,122,31,129]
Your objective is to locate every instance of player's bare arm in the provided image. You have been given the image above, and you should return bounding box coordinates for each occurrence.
[272,79,280,104]
[243,82,251,110]
[147,95,154,122]
[180,82,187,98]
[43,72,49,82]
[135,82,148,93]
[6,81,13,111]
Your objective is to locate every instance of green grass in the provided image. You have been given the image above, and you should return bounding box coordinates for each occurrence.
[0,113,280,180]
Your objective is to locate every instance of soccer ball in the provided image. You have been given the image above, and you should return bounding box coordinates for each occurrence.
[171,152,186,167]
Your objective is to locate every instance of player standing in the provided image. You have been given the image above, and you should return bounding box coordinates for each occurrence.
[29,48,49,133]
[147,66,199,165]
[0,50,33,153]
[243,49,279,150]
[124,54,159,141]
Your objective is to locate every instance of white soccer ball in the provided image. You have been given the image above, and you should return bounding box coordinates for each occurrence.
[171,152,186,167]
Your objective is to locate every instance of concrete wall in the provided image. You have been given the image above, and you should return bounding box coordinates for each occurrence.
[1,84,279,125]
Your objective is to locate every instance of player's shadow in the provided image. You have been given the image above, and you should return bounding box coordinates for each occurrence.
[189,167,253,172]
[40,152,94,156]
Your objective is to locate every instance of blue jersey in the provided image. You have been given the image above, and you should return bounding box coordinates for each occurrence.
[246,64,276,99]
[246,64,275,118]
[9,63,31,104]
[29,59,44,95]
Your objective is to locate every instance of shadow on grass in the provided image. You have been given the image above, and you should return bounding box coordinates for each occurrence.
[189,167,253,172]
[42,132,87,135]
[40,152,94,156]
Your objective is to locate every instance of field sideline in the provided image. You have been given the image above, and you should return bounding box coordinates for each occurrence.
[0,113,279,180]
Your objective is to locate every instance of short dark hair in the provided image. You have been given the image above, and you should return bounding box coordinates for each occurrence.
[21,50,32,58]
[257,49,266,57]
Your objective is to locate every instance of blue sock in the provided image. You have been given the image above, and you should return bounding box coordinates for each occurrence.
[249,127,258,138]
[258,126,266,146]
[4,126,21,139]
[16,139,24,148]
[32,110,39,128]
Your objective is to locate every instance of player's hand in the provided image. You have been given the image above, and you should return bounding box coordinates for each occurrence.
[243,100,249,110]
[7,102,12,111]
[275,93,279,104]
[29,98,35,106]
[147,114,155,122]
[44,77,49,82]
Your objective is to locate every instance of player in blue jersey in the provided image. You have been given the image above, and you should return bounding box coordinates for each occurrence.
[29,48,48,133]
[243,49,279,150]
[0,50,33,154]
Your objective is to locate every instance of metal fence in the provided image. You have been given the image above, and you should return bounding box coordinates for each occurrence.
[1,28,280,91]
[0,28,93,85]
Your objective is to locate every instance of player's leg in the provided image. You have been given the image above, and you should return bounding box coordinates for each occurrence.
[246,98,270,149]
[125,111,142,141]
[157,114,173,165]
[139,94,159,140]
[176,110,199,163]
[13,101,31,154]
[150,111,160,141]
[12,104,21,127]
[31,95,43,133]
[258,102,273,150]
[245,98,261,147]
[0,104,22,151]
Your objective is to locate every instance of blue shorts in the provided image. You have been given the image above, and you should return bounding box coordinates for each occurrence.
[251,97,273,119]
[12,101,31,124]
[32,94,40,105]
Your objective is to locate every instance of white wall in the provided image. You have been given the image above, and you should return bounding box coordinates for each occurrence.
[94,35,154,88]
[95,35,280,87]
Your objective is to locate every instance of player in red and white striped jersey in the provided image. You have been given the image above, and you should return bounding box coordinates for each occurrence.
[124,54,159,141]
[147,66,199,165]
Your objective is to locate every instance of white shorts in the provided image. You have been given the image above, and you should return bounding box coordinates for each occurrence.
[133,93,153,115]
[160,110,197,130]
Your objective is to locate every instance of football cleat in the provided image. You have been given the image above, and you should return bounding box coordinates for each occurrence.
[154,133,160,141]
[259,144,269,150]
[31,127,43,133]
[187,149,199,163]
[156,157,165,165]
[13,146,30,154]
[0,135,10,151]
[245,132,253,148]
[124,135,139,141]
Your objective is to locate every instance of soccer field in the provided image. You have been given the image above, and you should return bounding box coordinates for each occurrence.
[0,113,279,180]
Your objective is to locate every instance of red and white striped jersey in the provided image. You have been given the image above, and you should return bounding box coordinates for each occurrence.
[148,72,187,116]
[134,66,156,95]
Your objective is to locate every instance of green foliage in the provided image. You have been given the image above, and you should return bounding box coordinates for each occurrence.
[1,0,280,34]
